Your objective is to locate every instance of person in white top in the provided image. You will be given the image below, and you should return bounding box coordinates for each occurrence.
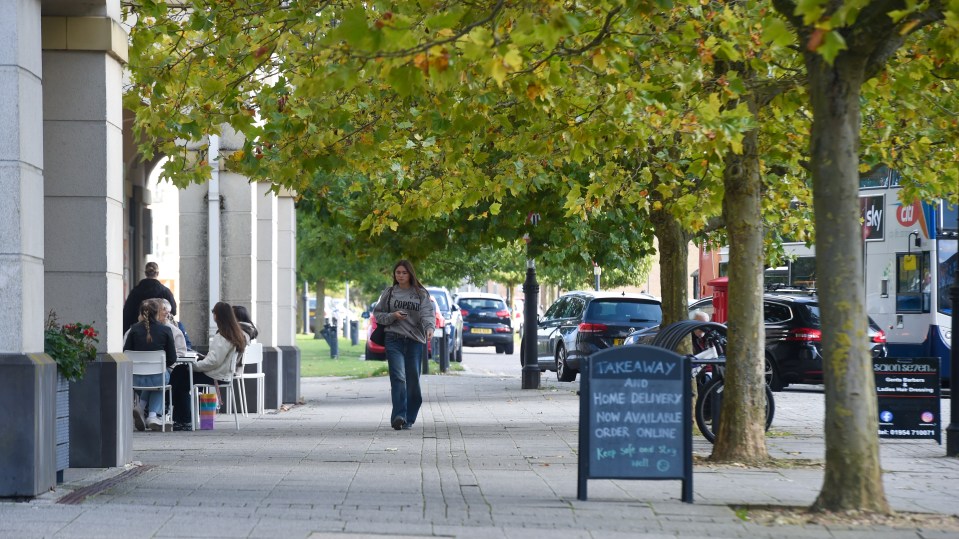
[158,299,188,357]
[169,301,247,431]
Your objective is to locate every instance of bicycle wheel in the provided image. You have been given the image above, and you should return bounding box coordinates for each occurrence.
[695,378,723,443]
[695,380,776,444]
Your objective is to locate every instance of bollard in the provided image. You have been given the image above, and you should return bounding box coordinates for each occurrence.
[350,320,359,346]
[323,321,339,358]
[342,319,349,338]
[439,326,449,373]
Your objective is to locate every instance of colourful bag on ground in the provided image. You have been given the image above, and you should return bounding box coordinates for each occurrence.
[199,392,218,430]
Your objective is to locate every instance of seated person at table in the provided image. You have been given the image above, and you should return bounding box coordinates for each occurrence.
[125,299,177,432]
[158,298,188,357]
[169,301,247,431]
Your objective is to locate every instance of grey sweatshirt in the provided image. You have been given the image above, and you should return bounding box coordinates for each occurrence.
[372,285,435,343]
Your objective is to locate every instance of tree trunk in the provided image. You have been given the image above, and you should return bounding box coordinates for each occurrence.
[805,52,889,513]
[649,208,690,327]
[712,118,769,464]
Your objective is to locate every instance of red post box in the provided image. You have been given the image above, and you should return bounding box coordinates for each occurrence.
[707,276,728,324]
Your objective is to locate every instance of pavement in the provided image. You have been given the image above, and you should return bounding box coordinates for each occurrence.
[2,366,958,539]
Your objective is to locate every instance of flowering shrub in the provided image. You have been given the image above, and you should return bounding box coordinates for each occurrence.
[44,311,99,382]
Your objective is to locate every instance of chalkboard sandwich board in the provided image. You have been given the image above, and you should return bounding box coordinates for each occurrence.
[875,356,941,443]
[578,344,692,502]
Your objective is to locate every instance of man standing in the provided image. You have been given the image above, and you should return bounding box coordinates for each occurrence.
[122,262,177,333]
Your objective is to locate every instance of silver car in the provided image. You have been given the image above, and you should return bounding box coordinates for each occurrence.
[426,286,464,363]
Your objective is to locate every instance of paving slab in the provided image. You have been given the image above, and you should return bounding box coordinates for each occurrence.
[1,372,956,538]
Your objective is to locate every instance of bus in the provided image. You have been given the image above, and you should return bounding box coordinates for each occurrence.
[711,167,956,385]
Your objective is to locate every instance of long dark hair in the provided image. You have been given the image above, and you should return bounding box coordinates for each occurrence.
[392,259,427,297]
[139,299,160,344]
[212,302,246,353]
[232,305,258,340]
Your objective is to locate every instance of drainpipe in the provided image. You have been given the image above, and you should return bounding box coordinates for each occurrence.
[208,134,221,338]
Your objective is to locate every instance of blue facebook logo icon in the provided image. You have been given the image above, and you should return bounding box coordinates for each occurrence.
[879,411,893,423]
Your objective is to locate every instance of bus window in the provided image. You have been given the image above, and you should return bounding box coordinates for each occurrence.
[896,252,931,313]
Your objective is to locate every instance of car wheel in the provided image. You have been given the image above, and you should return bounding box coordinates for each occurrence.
[505,342,514,355]
[556,346,576,382]
[765,355,784,391]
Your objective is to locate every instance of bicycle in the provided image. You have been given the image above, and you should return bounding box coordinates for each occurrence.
[649,320,775,444]
[692,357,775,443]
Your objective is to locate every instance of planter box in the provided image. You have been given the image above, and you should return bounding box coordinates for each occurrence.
[56,373,69,483]
[68,354,133,468]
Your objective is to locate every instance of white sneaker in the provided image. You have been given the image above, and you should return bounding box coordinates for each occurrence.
[146,416,163,432]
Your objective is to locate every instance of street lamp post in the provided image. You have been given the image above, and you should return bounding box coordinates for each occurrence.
[947,208,958,457]
[522,259,541,390]
[593,263,601,291]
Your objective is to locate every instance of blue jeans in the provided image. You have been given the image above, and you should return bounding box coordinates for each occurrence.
[385,333,425,425]
[134,370,170,417]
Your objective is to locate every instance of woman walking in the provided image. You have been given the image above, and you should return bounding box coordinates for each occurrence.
[372,260,435,430]
[169,301,247,431]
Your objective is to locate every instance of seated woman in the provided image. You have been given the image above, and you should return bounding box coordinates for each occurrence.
[125,299,177,432]
[169,301,247,431]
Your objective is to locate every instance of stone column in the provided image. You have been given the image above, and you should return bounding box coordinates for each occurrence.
[220,170,257,316]
[178,181,211,348]
[254,183,279,412]
[0,0,57,497]
[41,12,131,468]
[277,193,300,404]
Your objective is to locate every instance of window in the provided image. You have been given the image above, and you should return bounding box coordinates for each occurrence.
[896,252,931,313]
[763,302,792,324]
[562,297,586,319]
[543,298,567,321]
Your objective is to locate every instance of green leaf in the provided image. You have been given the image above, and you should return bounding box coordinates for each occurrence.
[761,17,794,47]
[336,7,371,49]
[818,30,848,64]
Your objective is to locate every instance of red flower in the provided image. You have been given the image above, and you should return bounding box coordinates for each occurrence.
[83,327,97,338]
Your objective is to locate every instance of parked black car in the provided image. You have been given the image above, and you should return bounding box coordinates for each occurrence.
[455,292,514,354]
[524,291,662,382]
[626,293,887,390]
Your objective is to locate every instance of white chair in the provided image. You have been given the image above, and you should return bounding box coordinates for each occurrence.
[192,350,240,431]
[235,342,265,417]
[126,350,172,432]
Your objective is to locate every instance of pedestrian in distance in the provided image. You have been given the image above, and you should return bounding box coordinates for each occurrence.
[169,301,247,431]
[124,299,177,432]
[122,261,177,333]
[372,260,435,431]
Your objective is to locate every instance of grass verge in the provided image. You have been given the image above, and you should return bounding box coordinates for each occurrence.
[297,334,464,378]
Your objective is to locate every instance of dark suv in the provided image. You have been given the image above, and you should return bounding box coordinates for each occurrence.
[456,293,514,354]
[525,291,662,382]
[635,293,887,390]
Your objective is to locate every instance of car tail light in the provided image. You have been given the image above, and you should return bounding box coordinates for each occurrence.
[786,327,822,342]
[494,327,511,333]
[495,310,510,318]
[873,329,887,344]
[461,309,469,317]
[578,322,608,333]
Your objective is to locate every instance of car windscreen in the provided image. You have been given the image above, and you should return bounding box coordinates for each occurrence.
[586,300,662,323]
[429,291,449,311]
[459,298,506,311]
